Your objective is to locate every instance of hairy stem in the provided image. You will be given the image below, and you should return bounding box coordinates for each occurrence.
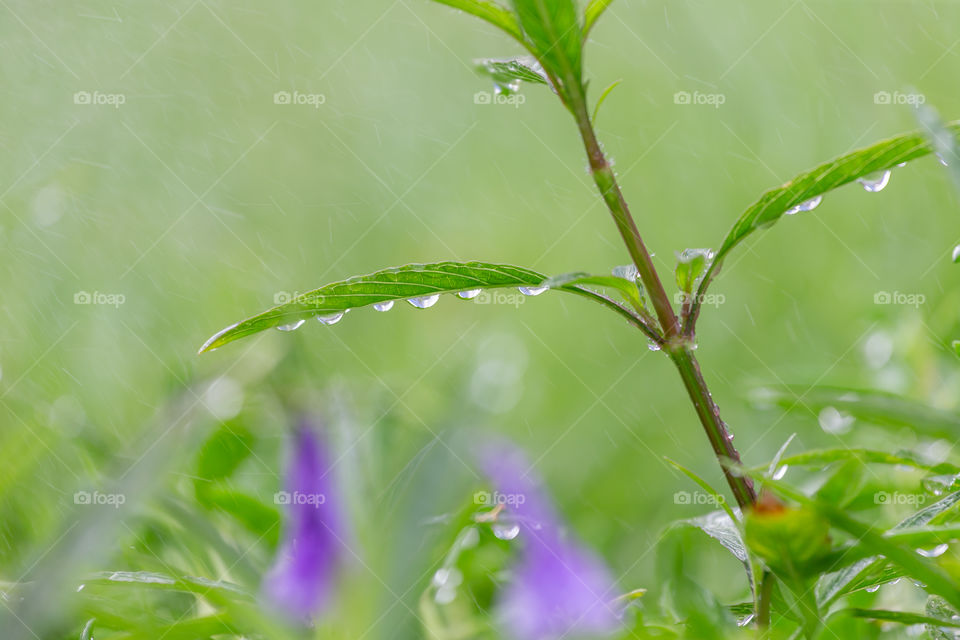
[569,97,757,509]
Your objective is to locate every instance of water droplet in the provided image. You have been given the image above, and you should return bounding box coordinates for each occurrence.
[922,473,958,496]
[276,319,305,331]
[937,153,949,167]
[408,294,440,309]
[865,584,880,593]
[726,431,735,441]
[432,567,463,605]
[76,584,85,592]
[737,613,755,628]
[917,543,949,558]
[772,464,788,480]
[492,523,521,540]
[952,245,960,263]
[647,341,661,352]
[818,406,854,434]
[493,79,521,95]
[612,264,639,281]
[373,300,394,312]
[785,195,823,216]
[458,289,481,299]
[316,311,345,325]
[896,162,907,168]
[518,285,548,296]
[858,170,891,193]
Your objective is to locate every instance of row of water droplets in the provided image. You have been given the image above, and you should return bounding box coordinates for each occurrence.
[274,286,551,332]
[781,168,892,218]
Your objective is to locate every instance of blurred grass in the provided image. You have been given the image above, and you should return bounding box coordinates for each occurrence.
[2,0,960,637]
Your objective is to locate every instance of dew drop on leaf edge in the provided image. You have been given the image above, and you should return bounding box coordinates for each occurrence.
[518,285,548,296]
[276,319,305,332]
[784,195,823,216]
[408,294,440,309]
[316,311,345,325]
[458,289,481,299]
[372,300,394,312]
[857,170,891,193]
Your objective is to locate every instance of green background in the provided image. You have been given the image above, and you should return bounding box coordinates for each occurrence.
[2,0,959,637]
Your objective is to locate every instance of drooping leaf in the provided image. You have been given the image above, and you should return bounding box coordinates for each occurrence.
[753,385,960,439]
[679,510,748,564]
[200,261,657,353]
[583,0,615,38]
[759,447,960,476]
[429,0,524,41]
[687,123,960,331]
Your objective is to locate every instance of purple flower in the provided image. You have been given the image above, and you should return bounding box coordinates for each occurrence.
[479,441,621,640]
[262,421,346,621]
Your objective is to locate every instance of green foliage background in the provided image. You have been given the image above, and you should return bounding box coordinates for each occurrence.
[2,0,960,637]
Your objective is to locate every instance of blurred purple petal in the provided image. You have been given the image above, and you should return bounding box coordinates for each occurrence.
[479,440,621,640]
[262,421,346,621]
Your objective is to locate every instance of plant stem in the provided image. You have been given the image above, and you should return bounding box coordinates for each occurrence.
[569,98,757,510]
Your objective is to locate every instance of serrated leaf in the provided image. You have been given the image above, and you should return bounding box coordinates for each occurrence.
[754,385,960,439]
[200,261,657,353]
[681,510,748,563]
[429,0,524,41]
[688,123,960,331]
[475,56,549,94]
[583,0,615,38]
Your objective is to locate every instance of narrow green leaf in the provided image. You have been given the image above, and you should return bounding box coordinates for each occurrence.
[201,261,659,353]
[79,619,95,640]
[429,0,524,41]
[583,0,615,38]
[680,510,748,564]
[688,123,960,331]
[753,385,960,439]
[838,607,960,628]
[591,79,621,125]
[87,571,251,599]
